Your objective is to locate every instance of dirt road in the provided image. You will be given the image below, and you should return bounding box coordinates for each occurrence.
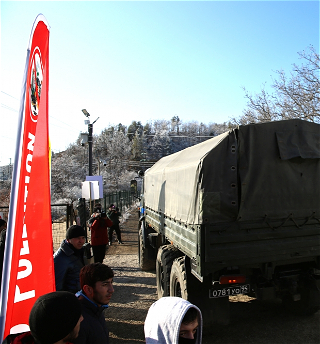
[104,210,320,344]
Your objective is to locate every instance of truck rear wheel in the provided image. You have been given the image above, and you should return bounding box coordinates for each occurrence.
[170,256,230,329]
[138,226,155,271]
[156,245,182,298]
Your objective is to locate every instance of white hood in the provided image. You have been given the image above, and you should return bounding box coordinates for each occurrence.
[144,297,203,344]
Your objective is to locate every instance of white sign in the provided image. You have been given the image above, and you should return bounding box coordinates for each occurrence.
[86,176,103,199]
[82,181,100,200]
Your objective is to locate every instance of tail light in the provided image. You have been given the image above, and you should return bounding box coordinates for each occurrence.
[219,275,246,285]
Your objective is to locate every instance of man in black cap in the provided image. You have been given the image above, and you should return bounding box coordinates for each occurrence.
[29,291,83,344]
[2,291,83,344]
[107,204,122,245]
[54,225,87,293]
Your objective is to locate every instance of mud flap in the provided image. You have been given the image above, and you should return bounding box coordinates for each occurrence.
[186,257,230,329]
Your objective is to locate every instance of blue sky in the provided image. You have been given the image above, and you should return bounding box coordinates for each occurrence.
[1,1,319,166]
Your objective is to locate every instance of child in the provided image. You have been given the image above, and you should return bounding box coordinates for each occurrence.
[144,297,202,344]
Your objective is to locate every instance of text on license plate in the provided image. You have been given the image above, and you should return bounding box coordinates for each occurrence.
[209,284,250,298]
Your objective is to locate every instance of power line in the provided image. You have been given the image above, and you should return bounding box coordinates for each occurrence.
[49,122,80,134]
[1,91,19,100]
[1,104,18,112]
[0,135,15,141]
[50,115,80,130]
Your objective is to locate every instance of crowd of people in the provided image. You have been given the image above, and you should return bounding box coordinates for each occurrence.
[1,204,203,344]
[3,262,202,344]
[53,203,122,293]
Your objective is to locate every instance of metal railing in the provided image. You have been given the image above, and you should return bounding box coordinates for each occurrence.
[103,190,138,213]
[0,189,138,252]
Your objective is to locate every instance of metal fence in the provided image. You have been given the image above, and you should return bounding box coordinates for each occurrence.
[103,190,138,213]
[51,203,74,251]
[0,189,138,252]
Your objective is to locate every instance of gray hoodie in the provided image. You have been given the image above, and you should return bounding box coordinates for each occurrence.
[144,297,203,344]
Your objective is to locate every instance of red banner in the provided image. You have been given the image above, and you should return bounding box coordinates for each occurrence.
[0,15,55,340]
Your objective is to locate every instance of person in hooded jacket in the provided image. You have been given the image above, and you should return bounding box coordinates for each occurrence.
[144,296,203,344]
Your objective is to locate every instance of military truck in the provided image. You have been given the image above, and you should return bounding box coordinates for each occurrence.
[138,119,320,325]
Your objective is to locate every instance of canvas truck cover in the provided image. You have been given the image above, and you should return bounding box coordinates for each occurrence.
[144,119,320,225]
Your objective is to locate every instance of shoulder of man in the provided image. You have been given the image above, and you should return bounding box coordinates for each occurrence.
[54,240,75,259]
[73,301,99,344]
[2,331,34,344]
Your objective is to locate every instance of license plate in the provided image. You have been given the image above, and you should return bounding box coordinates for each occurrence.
[209,284,250,298]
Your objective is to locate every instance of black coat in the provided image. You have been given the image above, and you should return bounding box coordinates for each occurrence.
[53,239,86,293]
[73,294,110,344]
[107,210,121,226]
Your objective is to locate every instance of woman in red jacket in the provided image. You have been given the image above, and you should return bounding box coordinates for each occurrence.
[90,212,113,263]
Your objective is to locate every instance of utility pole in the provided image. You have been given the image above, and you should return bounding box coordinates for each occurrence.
[82,109,99,176]
[88,122,93,176]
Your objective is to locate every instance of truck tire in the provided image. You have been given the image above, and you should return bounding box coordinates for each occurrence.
[156,245,182,298]
[170,256,230,329]
[282,280,320,316]
[169,256,188,299]
[138,227,155,271]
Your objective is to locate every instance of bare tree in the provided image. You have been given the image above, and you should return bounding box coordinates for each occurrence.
[233,46,319,125]
[0,180,11,206]
[171,115,181,134]
[148,129,172,160]
[103,130,132,190]
[51,145,87,203]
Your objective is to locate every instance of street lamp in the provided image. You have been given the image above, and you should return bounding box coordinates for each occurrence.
[81,109,99,176]
[82,109,90,118]
[98,158,107,176]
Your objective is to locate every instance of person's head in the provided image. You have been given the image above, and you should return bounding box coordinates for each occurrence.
[80,263,114,306]
[66,225,86,250]
[0,219,7,231]
[29,291,83,344]
[179,307,199,342]
[108,204,114,210]
[144,297,202,344]
[94,203,102,210]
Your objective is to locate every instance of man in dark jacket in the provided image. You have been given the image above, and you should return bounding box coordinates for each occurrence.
[74,263,114,344]
[54,225,87,293]
[107,205,122,245]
